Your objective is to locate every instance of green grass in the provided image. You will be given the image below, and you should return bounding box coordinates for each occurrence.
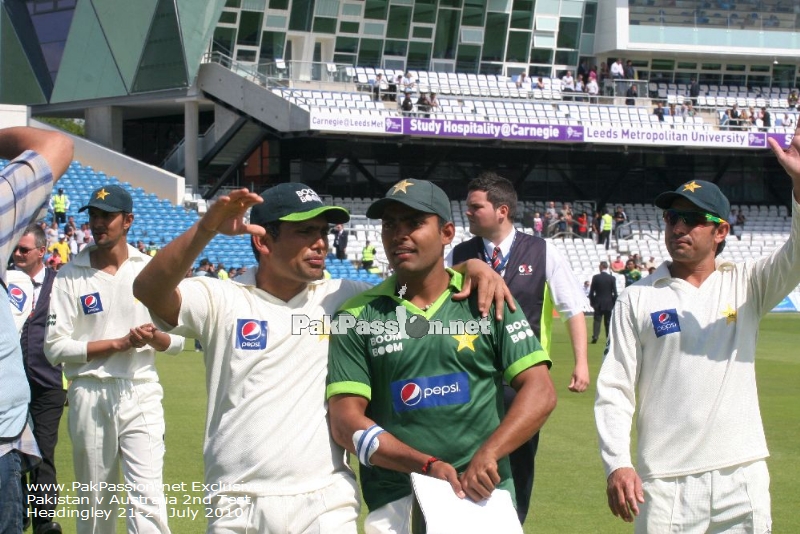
[50,315,800,532]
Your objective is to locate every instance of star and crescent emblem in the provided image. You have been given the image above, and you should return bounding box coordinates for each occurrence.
[682,181,701,193]
[452,332,479,352]
[392,179,414,194]
[95,188,110,200]
[721,304,737,324]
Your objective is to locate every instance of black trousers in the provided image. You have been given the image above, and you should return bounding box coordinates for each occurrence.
[22,384,66,527]
[593,308,612,341]
[504,383,540,524]
[599,230,611,250]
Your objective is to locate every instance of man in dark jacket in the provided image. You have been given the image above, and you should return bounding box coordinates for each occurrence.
[13,224,65,534]
[589,261,618,344]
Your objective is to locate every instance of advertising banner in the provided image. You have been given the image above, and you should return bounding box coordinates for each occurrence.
[584,126,766,149]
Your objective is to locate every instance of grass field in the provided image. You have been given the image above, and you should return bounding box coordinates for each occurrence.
[47,314,800,533]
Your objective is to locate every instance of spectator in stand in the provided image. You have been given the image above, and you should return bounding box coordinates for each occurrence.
[578,60,588,80]
[536,77,545,90]
[728,208,739,240]
[614,205,628,239]
[533,211,543,237]
[574,76,585,100]
[644,256,657,270]
[741,108,752,128]
[400,92,414,114]
[592,211,602,241]
[147,241,157,256]
[560,202,574,234]
[63,215,77,234]
[216,263,228,280]
[689,78,700,106]
[386,76,398,102]
[370,73,384,101]
[415,91,431,118]
[761,107,771,130]
[577,211,589,237]
[654,102,665,122]
[562,70,576,94]
[401,71,415,92]
[589,65,598,81]
[428,92,440,114]
[784,114,795,128]
[625,84,638,106]
[45,220,58,248]
[599,62,609,84]
[788,89,798,110]
[516,72,530,90]
[610,255,625,272]
[619,258,642,287]
[587,77,599,103]
[730,103,741,129]
[544,200,557,236]
[227,267,237,280]
[719,109,731,129]
[136,240,147,254]
[610,58,624,79]
[48,234,70,265]
[624,60,636,80]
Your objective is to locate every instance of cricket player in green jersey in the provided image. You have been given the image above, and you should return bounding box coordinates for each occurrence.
[327,179,557,533]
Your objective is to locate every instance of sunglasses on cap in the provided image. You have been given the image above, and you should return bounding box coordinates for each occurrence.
[662,209,723,227]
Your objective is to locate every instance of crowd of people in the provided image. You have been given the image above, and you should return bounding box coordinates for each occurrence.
[4,123,800,534]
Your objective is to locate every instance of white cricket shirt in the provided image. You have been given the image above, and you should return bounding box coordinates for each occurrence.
[596,196,800,480]
[45,244,184,379]
[161,272,370,497]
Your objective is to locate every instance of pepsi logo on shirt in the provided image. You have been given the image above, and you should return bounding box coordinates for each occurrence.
[80,293,104,315]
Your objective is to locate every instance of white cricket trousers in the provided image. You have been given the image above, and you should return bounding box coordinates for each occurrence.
[637,460,772,534]
[68,378,170,534]
[364,495,414,534]
[206,475,360,533]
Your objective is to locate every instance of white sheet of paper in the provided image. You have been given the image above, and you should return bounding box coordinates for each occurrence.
[410,473,523,534]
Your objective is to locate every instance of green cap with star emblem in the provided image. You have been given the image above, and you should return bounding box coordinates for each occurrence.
[654,180,730,218]
[366,178,452,221]
[78,185,133,213]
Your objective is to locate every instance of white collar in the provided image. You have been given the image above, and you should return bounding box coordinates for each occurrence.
[482,229,516,259]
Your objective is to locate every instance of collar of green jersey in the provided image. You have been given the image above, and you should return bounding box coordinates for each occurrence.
[363,268,462,319]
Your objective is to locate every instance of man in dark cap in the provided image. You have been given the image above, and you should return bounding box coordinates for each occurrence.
[596,127,800,533]
[326,179,557,532]
[45,184,185,534]
[133,182,512,532]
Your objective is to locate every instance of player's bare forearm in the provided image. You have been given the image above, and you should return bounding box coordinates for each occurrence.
[86,336,132,361]
[0,126,73,178]
[566,313,590,392]
[133,190,264,326]
[484,364,556,459]
[328,394,464,495]
[132,222,214,326]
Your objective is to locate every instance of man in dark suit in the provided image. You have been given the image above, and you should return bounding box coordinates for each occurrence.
[589,261,618,344]
[13,224,65,534]
[331,223,349,260]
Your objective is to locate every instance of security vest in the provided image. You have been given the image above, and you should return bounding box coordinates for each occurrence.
[53,194,67,212]
[602,213,613,231]
[362,245,375,261]
[452,232,549,349]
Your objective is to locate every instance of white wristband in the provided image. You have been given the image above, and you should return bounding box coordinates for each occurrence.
[353,424,385,467]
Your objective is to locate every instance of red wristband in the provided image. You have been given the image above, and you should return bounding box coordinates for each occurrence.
[421,457,439,474]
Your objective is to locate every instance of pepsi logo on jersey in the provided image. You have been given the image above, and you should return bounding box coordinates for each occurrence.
[650,308,680,338]
[391,372,470,413]
[235,319,268,350]
[80,293,104,315]
[8,284,27,312]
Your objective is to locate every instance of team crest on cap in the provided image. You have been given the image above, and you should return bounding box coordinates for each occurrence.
[295,188,322,203]
[8,284,27,312]
[392,179,414,194]
[80,293,104,315]
[682,181,701,193]
[235,319,268,350]
[96,188,110,200]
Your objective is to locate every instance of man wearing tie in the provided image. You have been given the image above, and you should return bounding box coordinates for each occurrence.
[588,261,618,345]
[12,224,65,534]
